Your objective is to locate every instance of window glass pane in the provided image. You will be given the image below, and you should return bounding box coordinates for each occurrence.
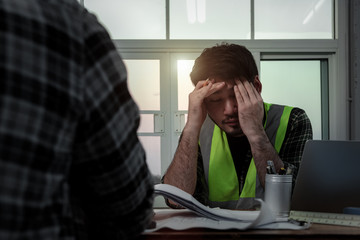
[139,136,161,176]
[255,0,333,39]
[123,59,160,111]
[84,0,166,39]
[260,60,322,139]
[170,0,251,39]
[177,60,195,110]
[138,114,154,133]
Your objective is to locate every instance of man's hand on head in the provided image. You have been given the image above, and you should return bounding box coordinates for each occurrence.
[187,79,225,131]
[234,79,264,141]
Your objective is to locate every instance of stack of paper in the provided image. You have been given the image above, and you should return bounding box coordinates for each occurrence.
[148,184,310,232]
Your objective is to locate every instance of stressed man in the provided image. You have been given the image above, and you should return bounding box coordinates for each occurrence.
[163,43,312,209]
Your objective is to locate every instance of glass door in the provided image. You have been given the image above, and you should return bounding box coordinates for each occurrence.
[121,53,171,182]
[169,53,200,156]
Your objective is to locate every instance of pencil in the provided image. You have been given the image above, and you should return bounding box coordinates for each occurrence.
[202,78,209,87]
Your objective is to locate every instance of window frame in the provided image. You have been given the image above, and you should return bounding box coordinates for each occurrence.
[80,0,349,208]
[259,54,331,140]
[120,52,172,178]
[81,0,349,156]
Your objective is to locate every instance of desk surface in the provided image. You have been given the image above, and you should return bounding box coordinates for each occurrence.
[142,223,360,239]
[143,208,360,240]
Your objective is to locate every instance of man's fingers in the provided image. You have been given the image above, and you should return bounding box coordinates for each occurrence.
[195,78,215,90]
[206,82,225,96]
[193,79,225,101]
[236,79,262,103]
[243,80,258,101]
[202,78,210,87]
[251,82,263,101]
[195,79,209,89]
[235,80,250,103]
[234,84,244,103]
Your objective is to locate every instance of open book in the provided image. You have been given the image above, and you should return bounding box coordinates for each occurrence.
[151,184,309,231]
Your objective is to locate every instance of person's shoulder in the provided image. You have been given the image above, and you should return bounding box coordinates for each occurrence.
[268,103,307,118]
[290,107,307,116]
[45,0,83,12]
[288,107,311,126]
[269,103,310,125]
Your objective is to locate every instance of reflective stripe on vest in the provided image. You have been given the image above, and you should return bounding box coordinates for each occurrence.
[199,103,293,209]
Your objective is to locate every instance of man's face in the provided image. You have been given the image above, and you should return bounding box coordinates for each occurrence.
[204,78,244,137]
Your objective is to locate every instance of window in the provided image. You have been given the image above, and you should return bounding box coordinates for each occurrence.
[123,58,164,177]
[81,1,348,207]
[254,0,333,39]
[84,0,166,39]
[177,60,195,111]
[84,0,334,40]
[170,0,251,39]
[124,59,160,110]
[260,60,327,140]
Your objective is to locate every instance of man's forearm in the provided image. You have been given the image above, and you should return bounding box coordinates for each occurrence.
[163,125,199,195]
[248,131,284,187]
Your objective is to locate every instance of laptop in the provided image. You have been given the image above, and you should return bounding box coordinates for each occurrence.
[291,140,360,214]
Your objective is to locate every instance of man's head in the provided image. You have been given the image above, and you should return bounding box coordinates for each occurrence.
[190,43,259,86]
[190,43,261,137]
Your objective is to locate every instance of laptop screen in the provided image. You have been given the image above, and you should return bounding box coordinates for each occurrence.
[291,140,360,213]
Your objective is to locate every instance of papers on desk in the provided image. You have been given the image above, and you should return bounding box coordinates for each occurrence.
[148,184,309,232]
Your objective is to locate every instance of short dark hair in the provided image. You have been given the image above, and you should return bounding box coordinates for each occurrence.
[190,43,258,85]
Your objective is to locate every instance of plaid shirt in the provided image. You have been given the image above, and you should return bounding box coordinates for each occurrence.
[0,0,153,239]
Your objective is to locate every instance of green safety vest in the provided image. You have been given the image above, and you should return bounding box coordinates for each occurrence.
[199,103,293,209]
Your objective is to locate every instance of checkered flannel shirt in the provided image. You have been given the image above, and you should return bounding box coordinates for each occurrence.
[0,0,153,239]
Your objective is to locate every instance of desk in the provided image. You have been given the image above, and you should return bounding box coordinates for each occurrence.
[142,224,360,240]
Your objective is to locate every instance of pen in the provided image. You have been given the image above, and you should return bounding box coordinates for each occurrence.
[267,160,276,174]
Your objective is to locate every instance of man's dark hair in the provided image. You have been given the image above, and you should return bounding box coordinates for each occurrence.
[190,43,259,85]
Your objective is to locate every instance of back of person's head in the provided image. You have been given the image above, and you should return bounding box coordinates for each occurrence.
[190,43,259,85]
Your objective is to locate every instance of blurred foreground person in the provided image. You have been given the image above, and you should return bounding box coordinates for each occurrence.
[0,0,153,239]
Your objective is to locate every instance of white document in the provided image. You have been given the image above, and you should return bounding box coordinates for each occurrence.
[148,184,310,232]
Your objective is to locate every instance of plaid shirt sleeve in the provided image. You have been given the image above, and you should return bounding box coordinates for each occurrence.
[0,1,153,239]
[70,8,154,240]
[278,107,313,188]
